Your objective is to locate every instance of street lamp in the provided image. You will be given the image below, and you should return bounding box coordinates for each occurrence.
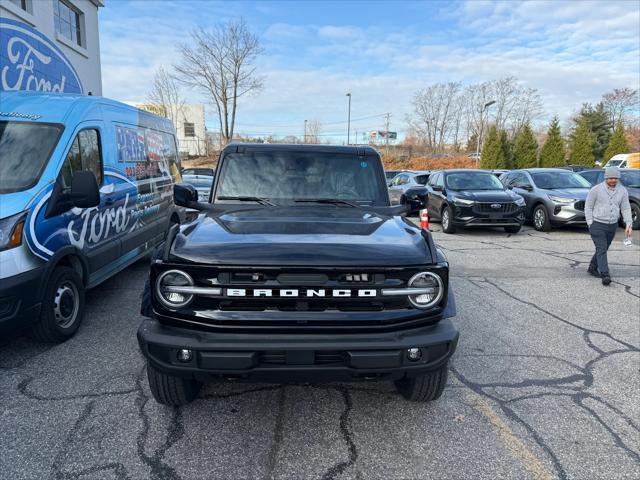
[475,100,496,166]
[304,119,307,143]
[346,93,351,145]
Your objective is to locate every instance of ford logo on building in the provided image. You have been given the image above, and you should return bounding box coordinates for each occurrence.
[0,18,83,94]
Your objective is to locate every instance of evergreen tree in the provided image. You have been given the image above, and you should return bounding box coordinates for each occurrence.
[513,123,538,168]
[500,130,514,169]
[569,118,595,166]
[603,121,630,162]
[480,126,504,169]
[572,102,613,163]
[540,117,565,167]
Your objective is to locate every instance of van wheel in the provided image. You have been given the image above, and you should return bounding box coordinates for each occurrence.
[147,363,202,406]
[395,363,448,402]
[441,206,456,233]
[31,267,85,343]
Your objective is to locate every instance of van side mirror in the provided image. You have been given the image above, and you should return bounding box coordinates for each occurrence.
[70,171,100,208]
[174,183,199,208]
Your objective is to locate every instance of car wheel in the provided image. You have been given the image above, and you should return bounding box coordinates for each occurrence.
[395,362,448,402]
[532,205,551,232]
[631,203,640,230]
[147,363,202,406]
[504,225,522,234]
[441,206,456,233]
[31,267,85,343]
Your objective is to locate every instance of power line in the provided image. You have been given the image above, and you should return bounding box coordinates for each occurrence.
[232,113,387,129]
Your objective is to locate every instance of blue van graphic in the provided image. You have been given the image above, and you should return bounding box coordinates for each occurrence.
[0,92,185,342]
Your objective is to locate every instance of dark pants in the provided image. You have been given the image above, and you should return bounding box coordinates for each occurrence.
[589,221,618,275]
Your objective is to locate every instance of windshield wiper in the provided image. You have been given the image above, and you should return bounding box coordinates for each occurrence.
[217,196,277,206]
[294,198,361,208]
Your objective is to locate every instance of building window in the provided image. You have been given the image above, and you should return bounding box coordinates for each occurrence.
[9,0,27,11]
[184,123,195,137]
[54,0,83,47]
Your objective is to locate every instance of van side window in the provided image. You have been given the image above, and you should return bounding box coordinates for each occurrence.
[60,129,103,187]
[162,132,180,181]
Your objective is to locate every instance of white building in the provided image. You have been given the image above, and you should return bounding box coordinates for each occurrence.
[0,0,104,95]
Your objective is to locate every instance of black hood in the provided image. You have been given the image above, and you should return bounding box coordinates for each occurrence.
[170,206,432,266]
[450,189,519,202]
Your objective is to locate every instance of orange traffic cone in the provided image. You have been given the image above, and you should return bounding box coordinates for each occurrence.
[419,208,430,230]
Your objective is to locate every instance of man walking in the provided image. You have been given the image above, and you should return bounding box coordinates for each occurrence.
[585,166,633,285]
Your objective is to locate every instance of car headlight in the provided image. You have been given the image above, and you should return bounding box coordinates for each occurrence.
[453,196,475,206]
[514,196,526,206]
[0,211,27,252]
[407,272,444,309]
[548,195,575,204]
[155,270,195,309]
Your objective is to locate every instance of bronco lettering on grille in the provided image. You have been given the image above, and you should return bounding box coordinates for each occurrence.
[225,289,377,298]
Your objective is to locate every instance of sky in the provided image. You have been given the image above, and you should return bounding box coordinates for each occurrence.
[99,0,640,142]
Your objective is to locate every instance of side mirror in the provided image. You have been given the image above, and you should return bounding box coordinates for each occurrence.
[70,171,100,208]
[174,183,199,208]
[523,185,533,192]
[432,185,443,192]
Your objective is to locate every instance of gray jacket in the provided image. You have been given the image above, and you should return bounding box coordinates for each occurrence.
[585,182,632,227]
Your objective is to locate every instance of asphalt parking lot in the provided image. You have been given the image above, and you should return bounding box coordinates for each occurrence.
[1,221,639,480]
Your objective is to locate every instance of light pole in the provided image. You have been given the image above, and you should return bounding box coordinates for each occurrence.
[304,119,307,143]
[475,100,496,166]
[346,93,351,145]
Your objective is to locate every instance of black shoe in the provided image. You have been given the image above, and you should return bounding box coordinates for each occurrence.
[602,274,611,286]
[587,265,600,277]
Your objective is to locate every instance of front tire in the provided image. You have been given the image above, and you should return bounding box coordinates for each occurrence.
[31,267,85,343]
[532,205,551,232]
[441,206,456,233]
[631,203,640,230]
[147,363,202,406]
[395,363,449,402]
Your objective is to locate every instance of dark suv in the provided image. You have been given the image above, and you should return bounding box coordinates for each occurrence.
[579,168,640,229]
[138,144,458,405]
[425,169,526,233]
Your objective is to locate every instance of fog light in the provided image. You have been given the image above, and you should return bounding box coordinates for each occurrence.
[177,349,193,363]
[407,348,422,361]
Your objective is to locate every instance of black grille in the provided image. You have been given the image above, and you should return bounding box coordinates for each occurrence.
[473,202,518,213]
[574,201,585,211]
[213,298,407,312]
[258,351,345,365]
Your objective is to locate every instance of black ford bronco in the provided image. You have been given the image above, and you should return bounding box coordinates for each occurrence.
[138,144,458,405]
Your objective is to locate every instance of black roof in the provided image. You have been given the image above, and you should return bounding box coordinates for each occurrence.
[222,143,380,156]
[439,169,496,174]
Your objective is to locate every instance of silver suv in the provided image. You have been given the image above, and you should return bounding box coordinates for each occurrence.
[500,168,591,231]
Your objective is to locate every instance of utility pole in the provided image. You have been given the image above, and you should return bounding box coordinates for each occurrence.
[304,119,307,143]
[384,112,391,156]
[346,93,351,145]
[475,100,496,166]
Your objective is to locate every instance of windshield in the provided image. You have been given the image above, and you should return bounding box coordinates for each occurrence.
[621,170,640,188]
[445,172,505,191]
[0,121,62,193]
[606,160,624,167]
[216,151,387,205]
[183,176,213,188]
[531,172,591,189]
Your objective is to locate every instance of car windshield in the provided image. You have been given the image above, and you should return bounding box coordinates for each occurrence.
[217,151,387,205]
[531,172,591,189]
[0,121,62,193]
[445,172,505,191]
[621,170,640,188]
[182,175,213,188]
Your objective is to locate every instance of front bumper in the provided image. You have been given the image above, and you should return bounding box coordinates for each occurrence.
[453,204,525,227]
[549,203,586,225]
[0,266,45,332]
[137,318,459,383]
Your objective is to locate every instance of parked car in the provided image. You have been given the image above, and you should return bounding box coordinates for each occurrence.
[182,167,215,177]
[605,153,640,169]
[182,174,214,203]
[467,153,481,160]
[501,168,591,231]
[385,169,408,183]
[387,170,432,207]
[138,143,458,406]
[424,169,526,234]
[558,165,590,172]
[579,168,640,229]
[0,92,185,342]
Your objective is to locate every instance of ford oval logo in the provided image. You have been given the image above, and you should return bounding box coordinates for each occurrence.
[491,203,502,209]
[0,18,83,94]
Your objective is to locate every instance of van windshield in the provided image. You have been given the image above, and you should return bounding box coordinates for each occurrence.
[0,121,63,193]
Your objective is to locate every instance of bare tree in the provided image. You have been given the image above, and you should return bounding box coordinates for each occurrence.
[174,19,264,145]
[146,66,185,128]
[305,118,322,144]
[602,87,639,126]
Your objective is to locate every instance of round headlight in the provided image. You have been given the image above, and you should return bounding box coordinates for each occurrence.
[156,270,194,309]
[407,272,443,309]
